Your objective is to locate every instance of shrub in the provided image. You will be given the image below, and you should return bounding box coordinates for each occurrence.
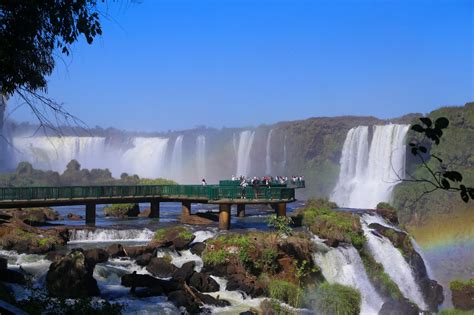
[267,214,293,237]
[313,283,361,315]
[268,279,303,308]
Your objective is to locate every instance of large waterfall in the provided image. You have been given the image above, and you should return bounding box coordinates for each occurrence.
[331,124,409,209]
[196,135,206,180]
[120,137,169,178]
[170,135,184,182]
[313,241,384,314]
[0,95,8,170]
[236,130,255,176]
[265,129,273,175]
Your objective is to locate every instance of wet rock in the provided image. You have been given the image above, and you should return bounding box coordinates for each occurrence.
[150,226,195,251]
[451,281,474,311]
[84,248,109,267]
[278,236,315,262]
[66,213,83,220]
[0,207,60,225]
[167,290,201,314]
[180,213,218,225]
[146,257,177,278]
[121,272,182,294]
[0,269,26,284]
[190,242,206,256]
[123,245,152,258]
[323,238,340,247]
[226,273,264,297]
[379,299,419,315]
[172,261,196,282]
[104,203,140,218]
[106,243,125,257]
[135,253,153,266]
[46,249,99,298]
[188,272,220,292]
[195,290,230,307]
[420,279,444,310]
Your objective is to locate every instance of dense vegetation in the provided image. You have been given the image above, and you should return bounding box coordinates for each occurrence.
[0,160,176,187]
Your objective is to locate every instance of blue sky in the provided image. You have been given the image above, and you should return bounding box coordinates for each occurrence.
[11,0,474,132]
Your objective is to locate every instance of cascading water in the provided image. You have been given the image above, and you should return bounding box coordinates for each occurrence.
[12,136,107,172]
[361,215,428,310]
[0,95,9,171]
[68,228,155,243]
[282,133,287,171]
[121,137,169,178]
[170,135,184,182]
[265,129,273,175]
[236,130,255,177]
[331,124,409,209]
[312,241,384,314]
[196,135,206,180]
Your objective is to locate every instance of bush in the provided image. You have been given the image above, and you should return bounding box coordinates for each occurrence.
[313,283,361,315]
[267,214,293,237]
[268,279,303,307]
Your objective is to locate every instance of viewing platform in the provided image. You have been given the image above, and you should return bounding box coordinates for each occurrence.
[0,182,300,230]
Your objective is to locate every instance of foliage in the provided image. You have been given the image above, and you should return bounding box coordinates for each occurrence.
[138,178,177,185]
[297,199,365,249]
[267,214,293,237]
[359,246,403,300]
[268,279,303,308]
[103,203,139,217]
[153,226,192,242]
[15,288,122,315]
[449,279,474,291]
[295,259,319,285]
[202,248,229,266]
[408,115,473,202]
[439,310,474,315]
[376,202,396,211]
[312,282,361,315]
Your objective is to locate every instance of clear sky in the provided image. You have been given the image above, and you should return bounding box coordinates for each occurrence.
[10,0,474,132]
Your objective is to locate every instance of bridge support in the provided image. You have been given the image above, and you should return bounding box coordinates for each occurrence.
[149,200,160,218]
[182,201,191,217]
[276,203,286,217]
[237,204,245,217]
[85,203,96,226]
[219,204,231,230]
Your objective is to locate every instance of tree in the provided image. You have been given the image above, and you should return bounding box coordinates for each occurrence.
[0,1,103,130]
[403,117,473,203]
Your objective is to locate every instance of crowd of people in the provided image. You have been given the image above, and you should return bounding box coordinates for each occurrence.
[231,175,305,188]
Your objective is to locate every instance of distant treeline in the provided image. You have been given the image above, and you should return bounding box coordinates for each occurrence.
[0,160,177,187]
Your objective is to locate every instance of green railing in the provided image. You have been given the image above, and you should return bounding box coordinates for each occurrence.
[0,185,295,202]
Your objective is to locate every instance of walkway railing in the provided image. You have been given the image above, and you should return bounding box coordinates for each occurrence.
[0,185,295,202]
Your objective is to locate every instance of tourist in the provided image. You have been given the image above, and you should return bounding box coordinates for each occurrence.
[201,178,207,186]
[240,179,248,199]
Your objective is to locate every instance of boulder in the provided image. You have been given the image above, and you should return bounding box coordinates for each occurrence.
[190,242,206,256]
[106,243,126,257]
[135,253,154,266]
[121,272,182,294]
[167,290,201,314]
[84,248,109,267]
[123,245,151,258]
[0,207,60,224]
[188,272,220,292]
[146,257,177,278]
[172,261,196,282]
[226,273,264,297]
[451,281,474,311]
[66,213,83,220]
[150,226,195,251]
[379,299,419,315]
[104,204,140,218]
[46,249,100,298]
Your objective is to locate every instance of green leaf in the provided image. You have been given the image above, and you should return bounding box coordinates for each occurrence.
[435,117,449,129]
[419,117,432,127]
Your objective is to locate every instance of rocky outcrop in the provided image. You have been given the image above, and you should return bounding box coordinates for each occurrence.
[84,248,109,266]
[451,280,474,311]
[188,271,220,292]
[379,299,419,315]
[46,249,100,298]
[106,243,126,257]
[0,207,60,225]
[149,226,195,250]
[369,223,444,311]
[180,213,218,225]
[103,203,140,218]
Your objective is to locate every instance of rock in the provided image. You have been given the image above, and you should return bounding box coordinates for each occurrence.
[122,272,183,294]
[135,253,153,266]
[0,269,26,284]
[278,236,315,262]
[66,213,83,220]
[0,256,7,270]
[188,272,220,292]
[172,261,196,282]
[84,248,109,267]
[167,290,201,314]
[451,281,474,311]
[180,213,218,225]
[379,299,419,315]
[226,273,264,297]
[146,257,177,278]
[194,290,231,307]
[123,245,152,258]
[106,243,126,257]
[0,207,60,224]
[323,238,340,247]
[420,279,444,311]
[150,226,195,251]
[190,242,206,256]
[103,203,140,218]
[375,208,399,225]
[46,249,99,298]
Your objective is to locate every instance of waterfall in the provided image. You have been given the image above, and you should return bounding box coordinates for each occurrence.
[69,228,155,243]
[282,133,287,171]
[313,242,384,314]
[236,130,255,176]
[170,135,184,182]
[265,129,274,175]
[196,135,206,181]
[361,216,428,310]
[121,137,169,178]
[331,124,409,209]
[0,95,9,171]
[12,136,107,172]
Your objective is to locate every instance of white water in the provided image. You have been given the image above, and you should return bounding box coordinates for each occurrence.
[170,135,184,182]
[236,130,255,177]
[361,217,428,310]
[265,129,274,175]
[196,135,206,181]
[312,243,384,314]
[121,137,169,178]
[68,228,155,243]
[331,124,410,209]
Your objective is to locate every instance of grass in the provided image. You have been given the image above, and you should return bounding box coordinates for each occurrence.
[450,279,474,291]
[313,282,361,315]
[154,226,193,242]
[268,279,303,308]
[202,248,228,265]
[439,310,474,315]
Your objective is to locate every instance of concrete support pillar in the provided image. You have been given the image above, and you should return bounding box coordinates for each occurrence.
[182,201,191,217]
[219,204,231,230]
[237,204,246,217]
[85,203,96,226]
[149,200,160,218]
[276,203,286,217]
